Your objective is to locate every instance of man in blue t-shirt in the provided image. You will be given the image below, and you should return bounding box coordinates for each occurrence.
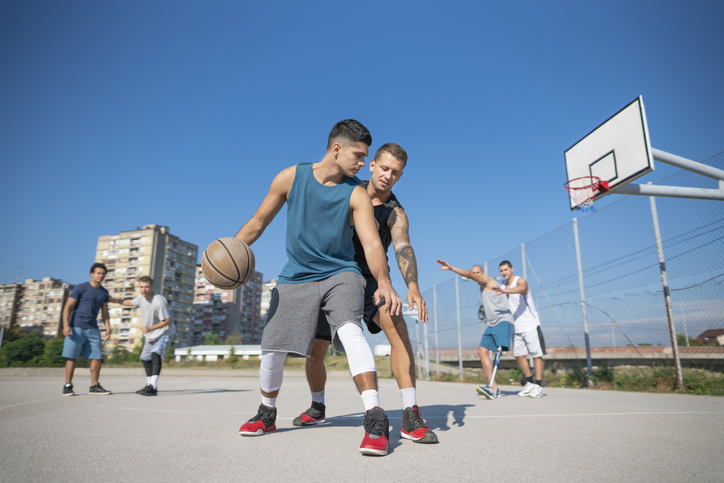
[61,263,112,396]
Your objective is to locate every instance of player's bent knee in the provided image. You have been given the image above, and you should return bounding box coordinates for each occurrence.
[337,322,376,377]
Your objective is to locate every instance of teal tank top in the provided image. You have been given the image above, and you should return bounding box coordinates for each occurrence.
[278,163,361,283]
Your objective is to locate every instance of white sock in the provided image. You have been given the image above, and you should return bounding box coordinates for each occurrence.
[146,377,152,386]
[312,390,325,404]
[400,387,416,409]
[262,396,277,409]
[150,375,159,389]
[361,389,379,411]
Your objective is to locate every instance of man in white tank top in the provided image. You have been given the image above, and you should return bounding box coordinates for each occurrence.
[496,260,546,398]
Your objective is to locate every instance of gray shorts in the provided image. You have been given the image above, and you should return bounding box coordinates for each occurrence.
[261,271,365,356]
[140,333,174,361]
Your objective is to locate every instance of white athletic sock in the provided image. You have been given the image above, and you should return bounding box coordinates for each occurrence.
[360,389,379,411]
[311,390,325,404]
[150,375,159,389]
[146,376,152,386]
[336,322,376,376]
[400,387,416,409]
[262,396,277,409]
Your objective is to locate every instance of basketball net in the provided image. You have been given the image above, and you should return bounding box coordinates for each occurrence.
[565,176,601,210]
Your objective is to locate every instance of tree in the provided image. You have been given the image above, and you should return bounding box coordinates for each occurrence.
[1,335,46,363]
[226,345,238,364]
[4,327,31,343]
[40,338,66,366]
[224,335,242,345]
[204,332,223,345]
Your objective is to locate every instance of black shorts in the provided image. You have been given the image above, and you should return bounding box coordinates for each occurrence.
[315,278,382,341]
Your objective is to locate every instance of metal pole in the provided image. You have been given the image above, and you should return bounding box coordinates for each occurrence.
[433,285,439,379]
[521,243,527,280]
[572,218,594,383]
[455,275,463,380]
[484,261,488,274]
[648,187,684,389]
[423,317,430,381]
[415,319,422,380]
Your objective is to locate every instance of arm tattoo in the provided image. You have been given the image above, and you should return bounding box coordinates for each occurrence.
[391,208,420,287]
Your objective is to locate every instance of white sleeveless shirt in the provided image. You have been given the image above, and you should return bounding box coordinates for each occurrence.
[501,276,540,332]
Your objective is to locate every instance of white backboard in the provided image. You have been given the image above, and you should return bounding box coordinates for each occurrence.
[564,96,654,210]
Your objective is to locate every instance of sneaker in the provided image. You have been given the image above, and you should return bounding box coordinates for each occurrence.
[239,404,277,436]
[493,387,502,398]
[475,385,496,400]
[359,407,390,456]
[528,384,543,398]
[518,382,536,397]
[139,385,158,397]
[293,401,326,426]
[401,405,438,444]
[136,385,151,394]
[89,384,111,395]
[62,383,75,396]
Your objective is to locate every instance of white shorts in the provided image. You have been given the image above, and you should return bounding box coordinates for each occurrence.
[513,327,545,358]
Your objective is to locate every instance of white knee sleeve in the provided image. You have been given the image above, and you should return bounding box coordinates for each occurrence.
[336,322,376,377]
[260,351,287,392]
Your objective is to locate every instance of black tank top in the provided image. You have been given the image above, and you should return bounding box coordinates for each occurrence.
[352,181,403,279]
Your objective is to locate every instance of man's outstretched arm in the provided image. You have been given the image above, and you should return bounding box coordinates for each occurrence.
[235,166,295,245]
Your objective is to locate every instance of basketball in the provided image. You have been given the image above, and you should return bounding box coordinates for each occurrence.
[201,237,255,290]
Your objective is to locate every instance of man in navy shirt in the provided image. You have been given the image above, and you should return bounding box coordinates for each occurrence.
[61,263,112,396]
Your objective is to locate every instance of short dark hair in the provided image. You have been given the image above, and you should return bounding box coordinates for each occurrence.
[374,143,408,167]
[90,262,107,274]
[499,260,512,269]
[138,276,153,285]
[327,119,372,150]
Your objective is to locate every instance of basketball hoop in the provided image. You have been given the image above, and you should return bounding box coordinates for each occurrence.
[565,176,609,209]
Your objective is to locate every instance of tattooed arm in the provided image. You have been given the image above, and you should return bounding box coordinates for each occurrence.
[389,207,428,322]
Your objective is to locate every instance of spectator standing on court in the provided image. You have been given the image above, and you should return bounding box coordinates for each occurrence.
[61,263,112,396]
[235,119,402,456]
[294,143,438,444]
[109,276,175,396]
[496,260,545,398]
[436,261,514,399]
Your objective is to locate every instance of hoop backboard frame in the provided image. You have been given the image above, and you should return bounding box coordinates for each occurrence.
[564,96,654,210]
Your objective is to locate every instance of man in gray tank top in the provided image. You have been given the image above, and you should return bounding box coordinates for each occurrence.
[234,120,402,456]
[436,260,514,399]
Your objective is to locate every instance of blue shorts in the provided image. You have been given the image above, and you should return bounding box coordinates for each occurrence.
[479,321,514,352]
[62,327,103,360]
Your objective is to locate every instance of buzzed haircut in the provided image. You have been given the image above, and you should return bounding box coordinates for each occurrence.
[90,262,107,274]
[499,260,512,269]
[374,143,408,167]
[472,265,484,272]
[327,119,372,150]
[138,276,153,285]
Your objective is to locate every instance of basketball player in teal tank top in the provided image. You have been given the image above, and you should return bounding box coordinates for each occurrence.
[233,119,402,456]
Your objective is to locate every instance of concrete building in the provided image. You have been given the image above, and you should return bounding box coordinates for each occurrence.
[192,265,263,346]
[96,224,197,349]
[260,278,277,319]
[0,283,24,333]
[10,277,75,338]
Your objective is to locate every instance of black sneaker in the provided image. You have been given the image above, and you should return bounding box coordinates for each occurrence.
[139,385,157,396]
[401,405,439,443]
[239,404,277,436]
[293,401,326,426]
[136,385,151,394]
[359,407,390,456]
[62,383,75,396]
[89,384,112,395]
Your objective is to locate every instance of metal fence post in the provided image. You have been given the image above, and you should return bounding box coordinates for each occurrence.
[433,285,439,379]
[423,317,430,380]
[648,188,684,389]
[572,218,594,382]
[455,275,463,380]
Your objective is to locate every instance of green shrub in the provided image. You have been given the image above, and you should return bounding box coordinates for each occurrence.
[1,335,46,363]
[593,363,614,383]
[39,338,66,366]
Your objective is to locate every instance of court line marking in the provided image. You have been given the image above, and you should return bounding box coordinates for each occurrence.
[0,399,54,411]
[84,403,198,413]
[248,411,724,420]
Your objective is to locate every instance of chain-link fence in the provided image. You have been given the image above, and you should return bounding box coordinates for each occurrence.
[414,151,724,390]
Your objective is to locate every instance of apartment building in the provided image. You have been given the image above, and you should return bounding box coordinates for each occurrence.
[0,283,24,332]
[192,265,263,345]
[96,224,197,349]
[2,278,74,338]
[260,278,277,319]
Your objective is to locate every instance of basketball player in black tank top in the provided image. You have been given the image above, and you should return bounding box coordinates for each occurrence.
[294,143,439,444]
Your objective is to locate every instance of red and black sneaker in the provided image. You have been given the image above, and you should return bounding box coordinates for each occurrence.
[401,405,439,444]
[359,407,390,456]
[292,401,326,426]
[239,404,277,437]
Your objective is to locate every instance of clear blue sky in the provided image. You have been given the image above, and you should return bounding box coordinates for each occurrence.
[2,0,723,300]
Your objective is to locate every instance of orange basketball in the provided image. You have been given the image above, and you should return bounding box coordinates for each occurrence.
[201,237,255,290]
